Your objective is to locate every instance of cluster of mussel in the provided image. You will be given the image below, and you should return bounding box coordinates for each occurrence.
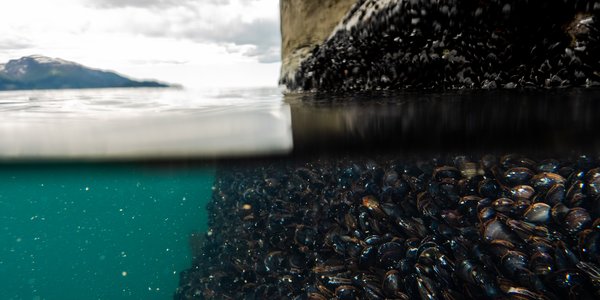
[175,154,600,299]
[288,0,600,91]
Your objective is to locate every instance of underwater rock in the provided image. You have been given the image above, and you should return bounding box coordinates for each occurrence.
[175,154,600,299]
[280,0,600,92]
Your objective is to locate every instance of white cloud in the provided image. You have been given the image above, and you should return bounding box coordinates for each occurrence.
[87,0,193,9]
[0,36,33,50]
[85,0,281,62]
[0,0,281,88]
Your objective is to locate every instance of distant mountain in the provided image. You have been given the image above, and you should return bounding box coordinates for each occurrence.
[0,55,171,91]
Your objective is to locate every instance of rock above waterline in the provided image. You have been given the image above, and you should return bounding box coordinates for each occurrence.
[280,0,600,92]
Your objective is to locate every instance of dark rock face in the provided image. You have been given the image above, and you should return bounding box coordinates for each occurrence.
[0,55,169,91]
[175,154,600,299]
[285,0,600,91]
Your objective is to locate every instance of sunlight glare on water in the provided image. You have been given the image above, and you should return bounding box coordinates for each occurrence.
[0,87,284,117]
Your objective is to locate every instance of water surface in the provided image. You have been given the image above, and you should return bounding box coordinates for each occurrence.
[1,88,599,159]
[0,88,291,159]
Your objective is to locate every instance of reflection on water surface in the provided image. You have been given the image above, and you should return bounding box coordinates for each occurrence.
[0,88,599,160]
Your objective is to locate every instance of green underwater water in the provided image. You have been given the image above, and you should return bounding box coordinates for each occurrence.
[0,164,215,300]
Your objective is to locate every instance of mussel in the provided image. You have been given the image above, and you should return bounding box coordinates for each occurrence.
[531,173,566,193]
[523,203,551,224]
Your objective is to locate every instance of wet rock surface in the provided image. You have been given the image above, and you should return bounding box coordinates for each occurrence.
[176,154,600,299]
[284,0,600,91]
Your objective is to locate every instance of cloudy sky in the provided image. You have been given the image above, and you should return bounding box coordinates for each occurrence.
[0,0,281,88]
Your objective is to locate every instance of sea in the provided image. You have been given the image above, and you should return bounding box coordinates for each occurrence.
[1,87,599,299]
[0,87,286,300]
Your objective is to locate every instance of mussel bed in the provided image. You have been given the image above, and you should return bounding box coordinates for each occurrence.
[288,0,600,91]
[176,154,600,299]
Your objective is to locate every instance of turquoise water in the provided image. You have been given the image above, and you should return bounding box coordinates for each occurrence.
[0,164,214,300]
